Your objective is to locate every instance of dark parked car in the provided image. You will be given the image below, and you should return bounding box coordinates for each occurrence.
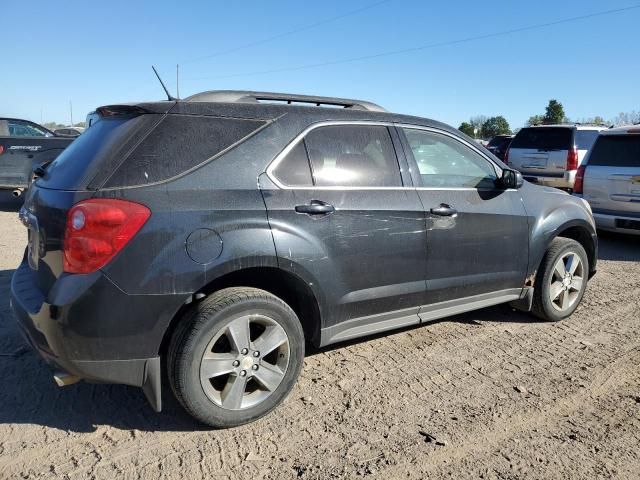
[0,118,74,195]
[11,91,597,428]
[486,134,513,160]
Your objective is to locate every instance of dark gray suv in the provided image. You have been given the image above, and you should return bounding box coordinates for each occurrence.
[11,91,597,427]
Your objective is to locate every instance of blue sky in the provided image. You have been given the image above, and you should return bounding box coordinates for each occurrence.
[3,0,639,129]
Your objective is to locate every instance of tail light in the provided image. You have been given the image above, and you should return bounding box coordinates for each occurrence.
[574,165,586,194]
[0,145,4,155]
[503,148,509,164]
[566,147,579,170]
[63,199,150,274]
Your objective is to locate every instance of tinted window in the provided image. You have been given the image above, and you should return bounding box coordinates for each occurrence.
[40,116,137,189]
[402,128,498,188]
[305,125,401,187]
[272,141,313,186]
[575,130,600,150]
[487,136,510,148]
[588,135,640,167]
[510,127,572,151]
[106,115,266,187]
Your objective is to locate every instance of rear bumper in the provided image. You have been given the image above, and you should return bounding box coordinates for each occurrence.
[522,171,575,189]
[592,211,640,236]
[10,259,185,411]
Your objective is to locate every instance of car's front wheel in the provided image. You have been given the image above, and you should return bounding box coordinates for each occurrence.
[168,287,304,428]
[532,238,589,322]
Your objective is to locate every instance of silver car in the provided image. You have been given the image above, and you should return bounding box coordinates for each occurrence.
[506,124,604,190]
[574,125,640,235]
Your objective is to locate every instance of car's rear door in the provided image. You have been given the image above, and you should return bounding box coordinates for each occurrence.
[583,131,640,217]
[397,126,529,308]
[261,122,427,344]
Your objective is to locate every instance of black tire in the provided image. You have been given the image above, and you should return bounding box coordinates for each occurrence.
[167,287,304,428]
[532,238,589,322]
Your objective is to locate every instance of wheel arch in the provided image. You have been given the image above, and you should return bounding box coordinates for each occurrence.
[159,266,324,357]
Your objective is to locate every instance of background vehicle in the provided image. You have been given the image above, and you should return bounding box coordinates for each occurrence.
[505,124,605,191]
[486,134,513,160]
[85,111,100,128]
[54,127,84,137]
[0,118,74,195]
[574,125,640,235]
[11,91,597,428]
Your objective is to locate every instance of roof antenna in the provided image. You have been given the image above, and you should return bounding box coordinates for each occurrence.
[152,65,177,101]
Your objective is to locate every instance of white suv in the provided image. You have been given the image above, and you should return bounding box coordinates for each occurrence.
[505,124,606,190]
[574,125,640,235]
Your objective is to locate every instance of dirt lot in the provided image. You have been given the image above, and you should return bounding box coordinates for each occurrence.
[0,191,638,480]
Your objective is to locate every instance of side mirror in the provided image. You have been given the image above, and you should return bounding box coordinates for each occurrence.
[500,168,523,189]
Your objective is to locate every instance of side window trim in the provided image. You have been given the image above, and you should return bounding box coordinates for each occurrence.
[267,121,408,190]
[395,124,503,190]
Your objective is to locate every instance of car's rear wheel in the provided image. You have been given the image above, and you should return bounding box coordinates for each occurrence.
[167,287,304,428]
[532,238,589,322]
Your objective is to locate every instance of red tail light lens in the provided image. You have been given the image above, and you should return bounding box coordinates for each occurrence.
[503,148,509,164]
[0,145,4,155]
[567,147,579,170]
[63,199,150,274]
[574,165,586,194]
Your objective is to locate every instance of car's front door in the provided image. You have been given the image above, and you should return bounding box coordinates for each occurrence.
[261,123,427,345]
[398,126,529,307]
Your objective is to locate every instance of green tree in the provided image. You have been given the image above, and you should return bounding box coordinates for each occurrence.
[482,116,511,138]
[458,121,476,137]
[469,115,488,136]
[527,115,545,126]
[544,99,566,124]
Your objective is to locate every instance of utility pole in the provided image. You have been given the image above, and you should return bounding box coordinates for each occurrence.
[176,64,180,99]
[69,100,73,126]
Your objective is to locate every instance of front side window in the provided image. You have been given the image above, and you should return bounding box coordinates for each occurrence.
[402,128,498,188]
[304,125,402,187]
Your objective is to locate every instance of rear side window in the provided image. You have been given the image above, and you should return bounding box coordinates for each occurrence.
[510,127,572,151]
[304,125,401,187]
[588,136,640,167]
[576,130,600,150]
[105,115,266,187]
[8,120,49,137]
[272,141,313,187]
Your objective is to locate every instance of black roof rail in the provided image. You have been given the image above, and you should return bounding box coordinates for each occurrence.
[183,90,387,112]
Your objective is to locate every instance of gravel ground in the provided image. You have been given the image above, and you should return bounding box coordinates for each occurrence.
[0,190,638,479]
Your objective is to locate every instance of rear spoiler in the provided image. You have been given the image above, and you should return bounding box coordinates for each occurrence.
[95,101,176,117]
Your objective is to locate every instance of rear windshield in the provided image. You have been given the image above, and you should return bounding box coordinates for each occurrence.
[38,116,143,190]
[510,127,572,151]
[588,135,640,167]
[575,130,600,150]
[487,136,510,147]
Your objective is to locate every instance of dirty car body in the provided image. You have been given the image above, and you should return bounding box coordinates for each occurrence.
[10,92,597,424]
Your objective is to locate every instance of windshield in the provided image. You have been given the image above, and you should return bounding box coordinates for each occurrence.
[37,116,138,190]
[588,135,640,167]
[510,127,572,151]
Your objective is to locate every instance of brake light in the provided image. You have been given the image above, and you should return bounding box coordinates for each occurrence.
[0,145,4,155]
[566,147,579,170]
[503,148,509,164]
[574,165,586,194]
[63,199,150,274]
